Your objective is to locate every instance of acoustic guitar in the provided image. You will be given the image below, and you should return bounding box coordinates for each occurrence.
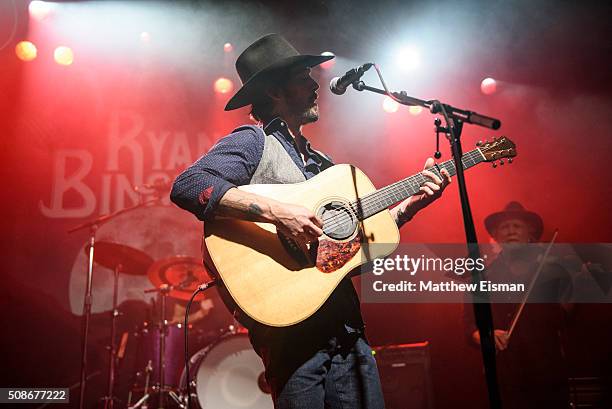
[202,137,517,326]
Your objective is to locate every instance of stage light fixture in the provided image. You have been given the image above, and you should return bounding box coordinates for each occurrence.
[140,31,151,43]
[480,77,497,95]
[214,77,234,94]
[15,41,38,62]
[320,51,335,69]
[383,96,399,113]
[54,46,74,66]
[224,43,233,53]
[396,45,421,71]
[29,1,52,21]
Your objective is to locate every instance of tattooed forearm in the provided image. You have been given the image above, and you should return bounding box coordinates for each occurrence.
[248,203,264,216]
[215,187,277,223]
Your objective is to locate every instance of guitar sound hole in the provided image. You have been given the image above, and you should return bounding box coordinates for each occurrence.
[318,201,357,240]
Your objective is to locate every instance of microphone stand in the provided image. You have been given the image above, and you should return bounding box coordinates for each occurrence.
[353,81,503,409]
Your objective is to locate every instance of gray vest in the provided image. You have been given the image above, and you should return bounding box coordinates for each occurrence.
[250,130,307,185]
[222,128,307,329]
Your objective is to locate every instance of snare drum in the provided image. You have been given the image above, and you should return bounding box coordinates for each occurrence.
[181,329,273,409]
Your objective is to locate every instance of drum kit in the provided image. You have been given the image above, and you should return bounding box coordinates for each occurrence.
[69,181,273,409]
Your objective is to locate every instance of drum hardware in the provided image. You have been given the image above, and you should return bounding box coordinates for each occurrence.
[83,242,154,409]
[134,178,174,201]
[126,262,217,409]
[138,282,201,409]
[99,262,121,409]
[128,393,150,409]
[127,360,152,409]
[168,391,186,409]
[147,256,216,408]
[136,284,177,408]
[118,332,129,360]
[68,199,160,409]
[147,256,212,301]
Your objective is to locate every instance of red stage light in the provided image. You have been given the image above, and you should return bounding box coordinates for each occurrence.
[29,1,52,21]
[15,41,37,62]
[481,77,497,95]
[320,51,335,69]
[224,43,233,53]
[383,96,399,113]
[54,46,74,66]
[214,77,234,94]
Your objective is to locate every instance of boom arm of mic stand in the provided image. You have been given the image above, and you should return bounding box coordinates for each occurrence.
[352,82,501,130]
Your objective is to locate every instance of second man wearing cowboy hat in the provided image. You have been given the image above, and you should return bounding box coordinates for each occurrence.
[464,201,571,409]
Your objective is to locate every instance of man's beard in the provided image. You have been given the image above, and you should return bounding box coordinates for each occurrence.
[301,103,319,124]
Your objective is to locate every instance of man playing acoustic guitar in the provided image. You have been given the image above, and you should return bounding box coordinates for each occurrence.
[171,34,451,409]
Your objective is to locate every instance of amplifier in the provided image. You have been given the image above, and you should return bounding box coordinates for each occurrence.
[373,342,434,409]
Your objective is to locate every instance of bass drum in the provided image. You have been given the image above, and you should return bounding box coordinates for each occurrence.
[181,330,273,409]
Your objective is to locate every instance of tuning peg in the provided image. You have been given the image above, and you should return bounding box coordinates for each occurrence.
[500,159,504,165]
[492,162,497,168]
[476,141,482,146]
[508,158,513,164]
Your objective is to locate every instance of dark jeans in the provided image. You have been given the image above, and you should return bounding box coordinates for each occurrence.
[272,336,385,409]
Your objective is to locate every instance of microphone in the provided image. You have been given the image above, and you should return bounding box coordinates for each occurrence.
[329,63,374,95]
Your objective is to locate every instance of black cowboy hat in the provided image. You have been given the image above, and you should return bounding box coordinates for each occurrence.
[224,34,334,111]
[485,201,544,240]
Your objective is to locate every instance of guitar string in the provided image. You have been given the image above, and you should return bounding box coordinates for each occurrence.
[320,150,484,232]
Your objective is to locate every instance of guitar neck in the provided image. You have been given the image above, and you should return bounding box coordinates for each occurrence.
[351,148,486,220]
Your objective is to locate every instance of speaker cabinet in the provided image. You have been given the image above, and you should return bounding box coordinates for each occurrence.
[373,342,434,409]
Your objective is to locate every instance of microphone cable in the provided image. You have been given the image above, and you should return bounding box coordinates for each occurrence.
[183,280,216,409]
[370,63,434,108]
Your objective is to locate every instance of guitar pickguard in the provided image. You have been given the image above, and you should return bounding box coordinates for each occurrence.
[315,231,362,273]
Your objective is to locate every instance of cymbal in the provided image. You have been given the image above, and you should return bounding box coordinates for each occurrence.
[85,241,154,275]
[147,256,212,301]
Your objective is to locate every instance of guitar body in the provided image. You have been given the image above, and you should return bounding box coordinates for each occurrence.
[203,164,400,327]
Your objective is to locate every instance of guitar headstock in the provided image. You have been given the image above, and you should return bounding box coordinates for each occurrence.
[477,136,517,166]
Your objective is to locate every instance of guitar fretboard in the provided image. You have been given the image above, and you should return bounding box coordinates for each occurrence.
[349,149,485,220]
